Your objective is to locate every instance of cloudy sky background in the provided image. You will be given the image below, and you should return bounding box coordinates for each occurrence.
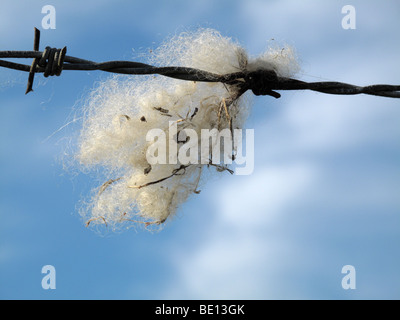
[1,0,399,299]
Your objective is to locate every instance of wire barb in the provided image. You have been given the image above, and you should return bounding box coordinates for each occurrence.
[20,28,67,94]
[25,27,40,94]
[0,27,399,98]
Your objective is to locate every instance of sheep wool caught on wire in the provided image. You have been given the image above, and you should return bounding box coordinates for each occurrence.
[1,27,399,231]
[76,28,300,230]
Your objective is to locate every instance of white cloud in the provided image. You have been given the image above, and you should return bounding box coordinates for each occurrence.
[216,165,315,228]
[275,95,400,153]
[163,164,316,299]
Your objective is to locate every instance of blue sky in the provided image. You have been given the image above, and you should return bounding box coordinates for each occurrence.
[1,0,399,299]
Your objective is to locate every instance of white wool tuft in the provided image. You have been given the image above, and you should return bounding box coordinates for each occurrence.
[75,28,299,231]
[247,44,300,78]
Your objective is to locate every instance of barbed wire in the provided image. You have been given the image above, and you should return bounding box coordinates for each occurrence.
[1,28,399,98]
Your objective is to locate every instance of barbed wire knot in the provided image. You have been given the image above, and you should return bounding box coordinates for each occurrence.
[245,70,281,98]
[24,28,67,94]
[39,46,67,77]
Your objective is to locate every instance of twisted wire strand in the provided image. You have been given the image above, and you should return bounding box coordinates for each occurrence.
[0,28,399,98]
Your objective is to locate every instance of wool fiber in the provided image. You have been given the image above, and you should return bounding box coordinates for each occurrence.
[76,28,299,230]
